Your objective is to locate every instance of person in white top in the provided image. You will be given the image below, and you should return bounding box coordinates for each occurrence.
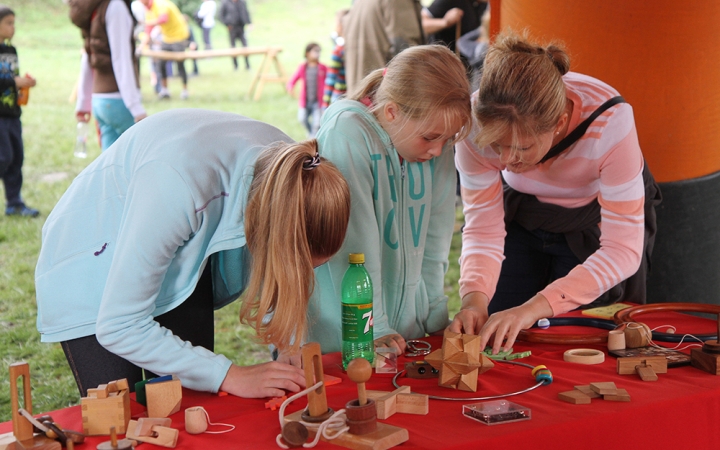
[196,0,216,50]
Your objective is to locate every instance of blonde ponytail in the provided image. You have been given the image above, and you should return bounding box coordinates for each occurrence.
[240,141,350,352]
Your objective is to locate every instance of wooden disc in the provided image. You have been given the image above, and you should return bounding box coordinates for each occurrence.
[300,407,334,423]
[282,421,308,448]
[702,340,720,354]
[97,438,134,450]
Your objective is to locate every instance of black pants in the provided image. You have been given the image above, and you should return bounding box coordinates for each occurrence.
[228,25,250,69]
[61,264,215,396]
[0,117,24,207]
[159,41,188,85]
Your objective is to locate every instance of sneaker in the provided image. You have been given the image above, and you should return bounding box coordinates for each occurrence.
[158,88,171,99]
[180,89,189,100]
[6,205,39,217]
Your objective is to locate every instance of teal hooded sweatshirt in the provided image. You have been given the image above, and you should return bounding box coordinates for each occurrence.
[308,100,455,352]
[35,109,293,393]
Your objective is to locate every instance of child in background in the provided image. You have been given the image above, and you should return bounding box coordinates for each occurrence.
[322,9,349,109]
[303,45,472,355]
[287,43,327,138]
[0,5,38,217]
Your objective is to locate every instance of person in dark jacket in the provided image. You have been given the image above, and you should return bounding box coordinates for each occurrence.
[219,0,251,70]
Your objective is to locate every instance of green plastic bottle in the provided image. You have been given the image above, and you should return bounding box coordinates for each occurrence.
[341,253,374,370]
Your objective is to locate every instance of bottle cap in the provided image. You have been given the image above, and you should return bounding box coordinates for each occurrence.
[348,253,365,264]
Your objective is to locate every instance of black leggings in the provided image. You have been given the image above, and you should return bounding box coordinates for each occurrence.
[61,264,214,396]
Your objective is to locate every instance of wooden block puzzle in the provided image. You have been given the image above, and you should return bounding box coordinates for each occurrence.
[573,385,601,399]
[425,330,494,392]
[81,379,131,435]
[589,382,618,396]
[603,388,631,402]
[126,419,178,448]
[146,378,182,418]
[366,387,428,419]
[617,355,667,379]
[691,347,720,375]
[558,390,592,404]
[560,383,631,405]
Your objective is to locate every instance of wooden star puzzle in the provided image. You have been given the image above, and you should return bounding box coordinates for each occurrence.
[424,330,494,392]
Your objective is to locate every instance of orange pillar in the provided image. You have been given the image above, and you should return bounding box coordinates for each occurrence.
[492,0,720,182]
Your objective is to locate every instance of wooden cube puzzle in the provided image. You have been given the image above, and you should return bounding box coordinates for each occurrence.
[81,379,131,436]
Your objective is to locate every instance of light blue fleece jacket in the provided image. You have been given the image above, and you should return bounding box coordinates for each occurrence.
[35,109,293,393]
[307,100,455,353]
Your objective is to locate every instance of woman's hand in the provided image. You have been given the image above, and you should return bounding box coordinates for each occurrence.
[448,291,490,334]
[478,294,553,355]
[276,350,302,368]
[374,333,406,355]
[219,362,306,398]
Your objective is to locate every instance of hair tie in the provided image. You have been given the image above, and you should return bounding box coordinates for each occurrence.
[302,152,321,171]
[382,67,388,76]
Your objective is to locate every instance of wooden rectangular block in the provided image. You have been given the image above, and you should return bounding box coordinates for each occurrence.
[589,382,618,396]
[691,348,720,375]
[115,379,129,391]
[635,365,658,381]
[574,385,601,399]
[126,420,178,448]
[81,389,131,435]
[395,393,429,415]
[146,379,182,418]
[558,390,592,404]
[617,356,667,375]
[284,409,408,450]
[367,387,410,419]
[603,388,630,402]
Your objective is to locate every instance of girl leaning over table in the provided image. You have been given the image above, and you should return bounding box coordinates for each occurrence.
[450,31,661,354]
[35,109,350,399]
[300,45,473,357]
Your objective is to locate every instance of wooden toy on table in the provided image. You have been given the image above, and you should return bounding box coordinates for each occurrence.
[365,386,428,420]
[345,359,376,435]
[691,314,720,375]
[424,330,494,392]
[96,426,133,450]
[282,344,409,450]
[145,377,182,418]
[617,355,667,381]
[126,419,178,448]
[81,379,131,436]
[9,362,61,450]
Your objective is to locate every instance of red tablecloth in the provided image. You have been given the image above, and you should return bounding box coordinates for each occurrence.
[3,310,720,449]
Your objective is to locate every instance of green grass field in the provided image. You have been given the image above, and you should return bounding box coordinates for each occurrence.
[0,0,462,421]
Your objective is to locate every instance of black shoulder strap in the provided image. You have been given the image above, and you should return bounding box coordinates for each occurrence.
[538,96,626,164]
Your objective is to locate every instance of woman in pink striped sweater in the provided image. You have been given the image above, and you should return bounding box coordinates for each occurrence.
[450,32,660,354]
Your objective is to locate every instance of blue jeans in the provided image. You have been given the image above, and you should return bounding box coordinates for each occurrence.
[489,221,582,314]
[298,102,321,138]
[92,97,135,150]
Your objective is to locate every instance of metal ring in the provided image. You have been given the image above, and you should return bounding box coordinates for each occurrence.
[405,339,432,357]
[391,360,547,401]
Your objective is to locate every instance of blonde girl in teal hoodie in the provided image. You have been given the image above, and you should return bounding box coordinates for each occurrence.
[36,110,350,398]
[305,45,472,355]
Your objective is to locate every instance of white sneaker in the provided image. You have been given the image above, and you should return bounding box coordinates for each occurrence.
[158,88,170,99]
[180,89,189,100]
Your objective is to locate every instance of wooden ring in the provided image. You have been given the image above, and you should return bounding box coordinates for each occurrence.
[563,348,605,365]
[614,303,719,341]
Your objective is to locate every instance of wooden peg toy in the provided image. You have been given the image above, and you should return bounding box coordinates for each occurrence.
[283,343,409,450]
[691,314,720,375]
[300,342,333,423]
[96,426,133,450]
[346,358,372,406]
